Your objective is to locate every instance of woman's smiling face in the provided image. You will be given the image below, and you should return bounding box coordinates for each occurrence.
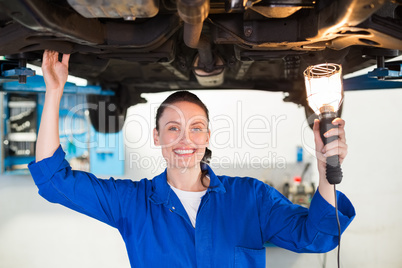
[153,101,210,170]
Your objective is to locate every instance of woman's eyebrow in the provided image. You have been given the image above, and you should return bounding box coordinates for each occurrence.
[191,120,206,124]
[165,120,180,126]
[190,120,207,127]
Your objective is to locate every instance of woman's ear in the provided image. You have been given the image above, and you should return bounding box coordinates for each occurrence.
[206,129,211,145]
[153,128,160,146]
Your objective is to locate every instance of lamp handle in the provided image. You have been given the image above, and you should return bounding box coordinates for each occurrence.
[319,116,343,184]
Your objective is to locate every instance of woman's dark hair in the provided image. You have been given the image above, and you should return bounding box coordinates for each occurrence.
[155,91,212,187]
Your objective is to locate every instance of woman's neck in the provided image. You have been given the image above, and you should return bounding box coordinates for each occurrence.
[166,166,208,192]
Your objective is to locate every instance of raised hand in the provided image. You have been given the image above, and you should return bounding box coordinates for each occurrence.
[42,50,70,92]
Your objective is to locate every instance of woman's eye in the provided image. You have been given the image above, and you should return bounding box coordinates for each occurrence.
[191,127,203,132]
[169,126,179,131]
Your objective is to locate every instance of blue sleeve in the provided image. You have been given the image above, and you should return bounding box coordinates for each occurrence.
[28,145,135,229]
[258,183,355,253]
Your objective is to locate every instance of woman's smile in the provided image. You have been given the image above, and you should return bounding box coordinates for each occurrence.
[173,148,197,156]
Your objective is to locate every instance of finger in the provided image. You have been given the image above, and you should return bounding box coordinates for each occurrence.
[44,50,57,66]
[322,143,348,163]
[313,119,323,147]
[51,51,59,63]
[323,127,346,143]
[324,118,346,141]
[334,118,346,143]
[43,50,52,64]
[62,54,70,67]
[332,118,345,128]
[324,127,344,137]
[323,139,348,153]
[313,118,319,132]
[324,147,348,160]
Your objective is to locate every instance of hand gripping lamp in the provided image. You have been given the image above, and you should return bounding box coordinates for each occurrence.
[304,63,343,185]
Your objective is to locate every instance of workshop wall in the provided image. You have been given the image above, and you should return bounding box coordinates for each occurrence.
[0,89,401,267]
[338,89,402,267]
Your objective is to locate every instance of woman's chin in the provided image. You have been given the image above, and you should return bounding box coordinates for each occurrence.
[166,159,201,170]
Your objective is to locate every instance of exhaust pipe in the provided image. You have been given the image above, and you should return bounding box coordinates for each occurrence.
[177,0,225,86]
[183,23,214,71]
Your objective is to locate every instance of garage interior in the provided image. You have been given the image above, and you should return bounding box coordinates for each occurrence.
[0,85,401,267]
[1,0,402,267]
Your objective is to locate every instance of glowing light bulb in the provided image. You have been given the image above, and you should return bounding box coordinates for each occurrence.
[304,63,343,116]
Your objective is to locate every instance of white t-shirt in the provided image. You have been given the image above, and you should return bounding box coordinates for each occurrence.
[169,184,207,228]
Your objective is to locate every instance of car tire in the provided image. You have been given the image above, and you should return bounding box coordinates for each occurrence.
[86,94,127,133]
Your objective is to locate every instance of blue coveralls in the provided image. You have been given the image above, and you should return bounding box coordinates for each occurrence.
[28,145,355,267]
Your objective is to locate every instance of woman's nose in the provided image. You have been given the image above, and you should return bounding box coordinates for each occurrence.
[177,128,193,144]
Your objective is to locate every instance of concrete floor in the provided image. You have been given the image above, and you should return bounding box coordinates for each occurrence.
[0,174,129,268]
[0,174,337,268]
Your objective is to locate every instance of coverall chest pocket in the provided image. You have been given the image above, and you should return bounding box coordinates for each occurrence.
[234,246,266,268]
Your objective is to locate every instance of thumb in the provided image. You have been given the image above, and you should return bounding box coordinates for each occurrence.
[313,119,324,149]
[62,54,70,67]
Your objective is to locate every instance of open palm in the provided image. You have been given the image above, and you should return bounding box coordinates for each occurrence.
[42,50,70,91]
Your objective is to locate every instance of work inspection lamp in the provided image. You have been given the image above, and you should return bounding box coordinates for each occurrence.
[304,63,343,185]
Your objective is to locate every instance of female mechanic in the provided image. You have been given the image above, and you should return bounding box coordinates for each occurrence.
[29,50,355,267]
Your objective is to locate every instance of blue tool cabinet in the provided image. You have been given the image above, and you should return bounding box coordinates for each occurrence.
[0,75,124,176]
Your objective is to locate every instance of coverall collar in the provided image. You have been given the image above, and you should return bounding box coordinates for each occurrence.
[149,165,226,205]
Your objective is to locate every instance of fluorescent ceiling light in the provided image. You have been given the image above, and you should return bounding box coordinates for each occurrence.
[27,63,88,86]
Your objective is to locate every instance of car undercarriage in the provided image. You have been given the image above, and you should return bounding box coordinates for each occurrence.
[0,0,401,132]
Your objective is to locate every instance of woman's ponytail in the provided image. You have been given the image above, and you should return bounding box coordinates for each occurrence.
[201,147,212,187]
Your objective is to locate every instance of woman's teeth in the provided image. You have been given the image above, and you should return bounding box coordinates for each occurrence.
[174,149,195,155]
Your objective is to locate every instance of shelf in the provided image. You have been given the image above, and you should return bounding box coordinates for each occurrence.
[8,101,36,108]
[7,132,37,142]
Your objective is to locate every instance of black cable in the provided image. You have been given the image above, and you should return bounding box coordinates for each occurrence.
[322,252,327,268]
[334,185,341,268]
